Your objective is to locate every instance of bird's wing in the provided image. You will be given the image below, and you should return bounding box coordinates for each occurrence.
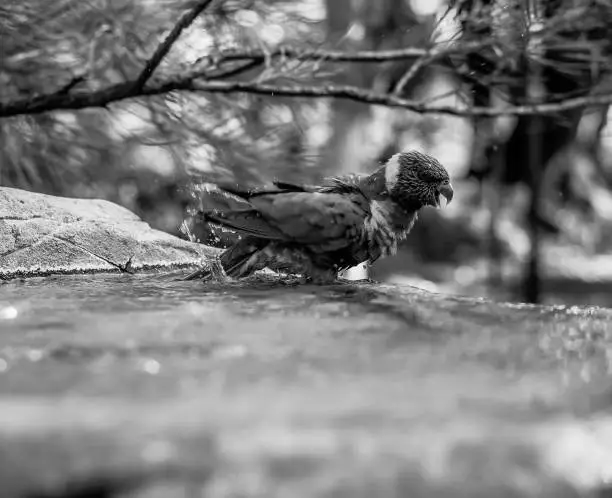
[204,190,370,252]
[272,180,319,193]
[195,184,288,239]
[212,180,319,199]
[248,191,370,251]
[318,174,366,194]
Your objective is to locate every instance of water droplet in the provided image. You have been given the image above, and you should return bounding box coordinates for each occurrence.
[0,359,8,372]
[0,306,18,320]
[27,350,44,362]
[213,344,247,360]
[140,358,161,375]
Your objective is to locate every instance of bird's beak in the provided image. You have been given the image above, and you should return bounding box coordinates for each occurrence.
[438,183,454,208]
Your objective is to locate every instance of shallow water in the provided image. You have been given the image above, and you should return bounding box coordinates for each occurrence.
[1,271,611,424]
[0,273,611,497]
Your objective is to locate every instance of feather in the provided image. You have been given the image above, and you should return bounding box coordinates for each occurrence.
[195,184,289,240]
[220,237,265,277]
[319,174,364,194]
[197,185,372,250]
[196,183,253,212]
[204,211,287,240]
[272,180,318,192]
[247,192,369,250]
[213,180,318,199]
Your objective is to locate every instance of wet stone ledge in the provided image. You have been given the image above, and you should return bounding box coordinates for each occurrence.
[0,187,216,280]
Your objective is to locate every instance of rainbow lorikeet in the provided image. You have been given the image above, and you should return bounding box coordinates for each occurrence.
[185,150,453,283]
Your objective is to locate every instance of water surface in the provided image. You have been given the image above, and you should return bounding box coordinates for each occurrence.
[0,273,611,497]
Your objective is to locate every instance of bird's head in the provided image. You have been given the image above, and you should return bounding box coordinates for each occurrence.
[382,150,453,212]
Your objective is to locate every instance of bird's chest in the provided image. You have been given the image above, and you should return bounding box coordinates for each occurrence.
[293,200,416,271]
[360,200,416,261]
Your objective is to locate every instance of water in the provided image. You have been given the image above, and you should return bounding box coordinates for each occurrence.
[0,273,611,497]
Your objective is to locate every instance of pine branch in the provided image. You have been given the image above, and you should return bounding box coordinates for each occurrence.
[133,0,216,91]
[189,80,612,117]
[197,40,490,67]
[392,55,432,95]
[2,71,611,119]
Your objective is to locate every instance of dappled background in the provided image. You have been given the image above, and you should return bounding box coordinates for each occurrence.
[2,0,612,305]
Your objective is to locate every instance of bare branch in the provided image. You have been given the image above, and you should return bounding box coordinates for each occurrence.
[56,74,87,95]
[392,56,432,96]
[189,80,612,117]
[133,0,216,91]
[2,68,612,119]
[198,40,490,67]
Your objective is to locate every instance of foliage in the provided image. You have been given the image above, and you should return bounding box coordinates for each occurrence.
[0,0,327,227]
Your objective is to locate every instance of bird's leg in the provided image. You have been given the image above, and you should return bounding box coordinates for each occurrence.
[306,267,340,285]
[262,257,337,285]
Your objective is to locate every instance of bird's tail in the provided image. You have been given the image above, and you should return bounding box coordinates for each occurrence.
[194,182,254,214]
[183,237,266,281]
[192,183,285,240]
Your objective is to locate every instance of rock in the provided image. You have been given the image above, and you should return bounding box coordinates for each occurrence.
[0,187,216,279]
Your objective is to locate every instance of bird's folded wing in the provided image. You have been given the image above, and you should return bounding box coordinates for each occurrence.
[212,180,319,198]
[272,180,319,193]
[248,192,370,251]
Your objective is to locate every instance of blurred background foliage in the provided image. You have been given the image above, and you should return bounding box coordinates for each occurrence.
[1,0,612,305]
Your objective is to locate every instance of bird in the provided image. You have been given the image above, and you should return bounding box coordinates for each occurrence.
[184,150,453,283]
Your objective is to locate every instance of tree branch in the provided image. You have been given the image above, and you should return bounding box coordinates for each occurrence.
[133,0,216,91]
[197,40,490,67]
[392,55,432,96]
[189,80,612,117]
[2,70,612,119]
[56,74,87,94]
